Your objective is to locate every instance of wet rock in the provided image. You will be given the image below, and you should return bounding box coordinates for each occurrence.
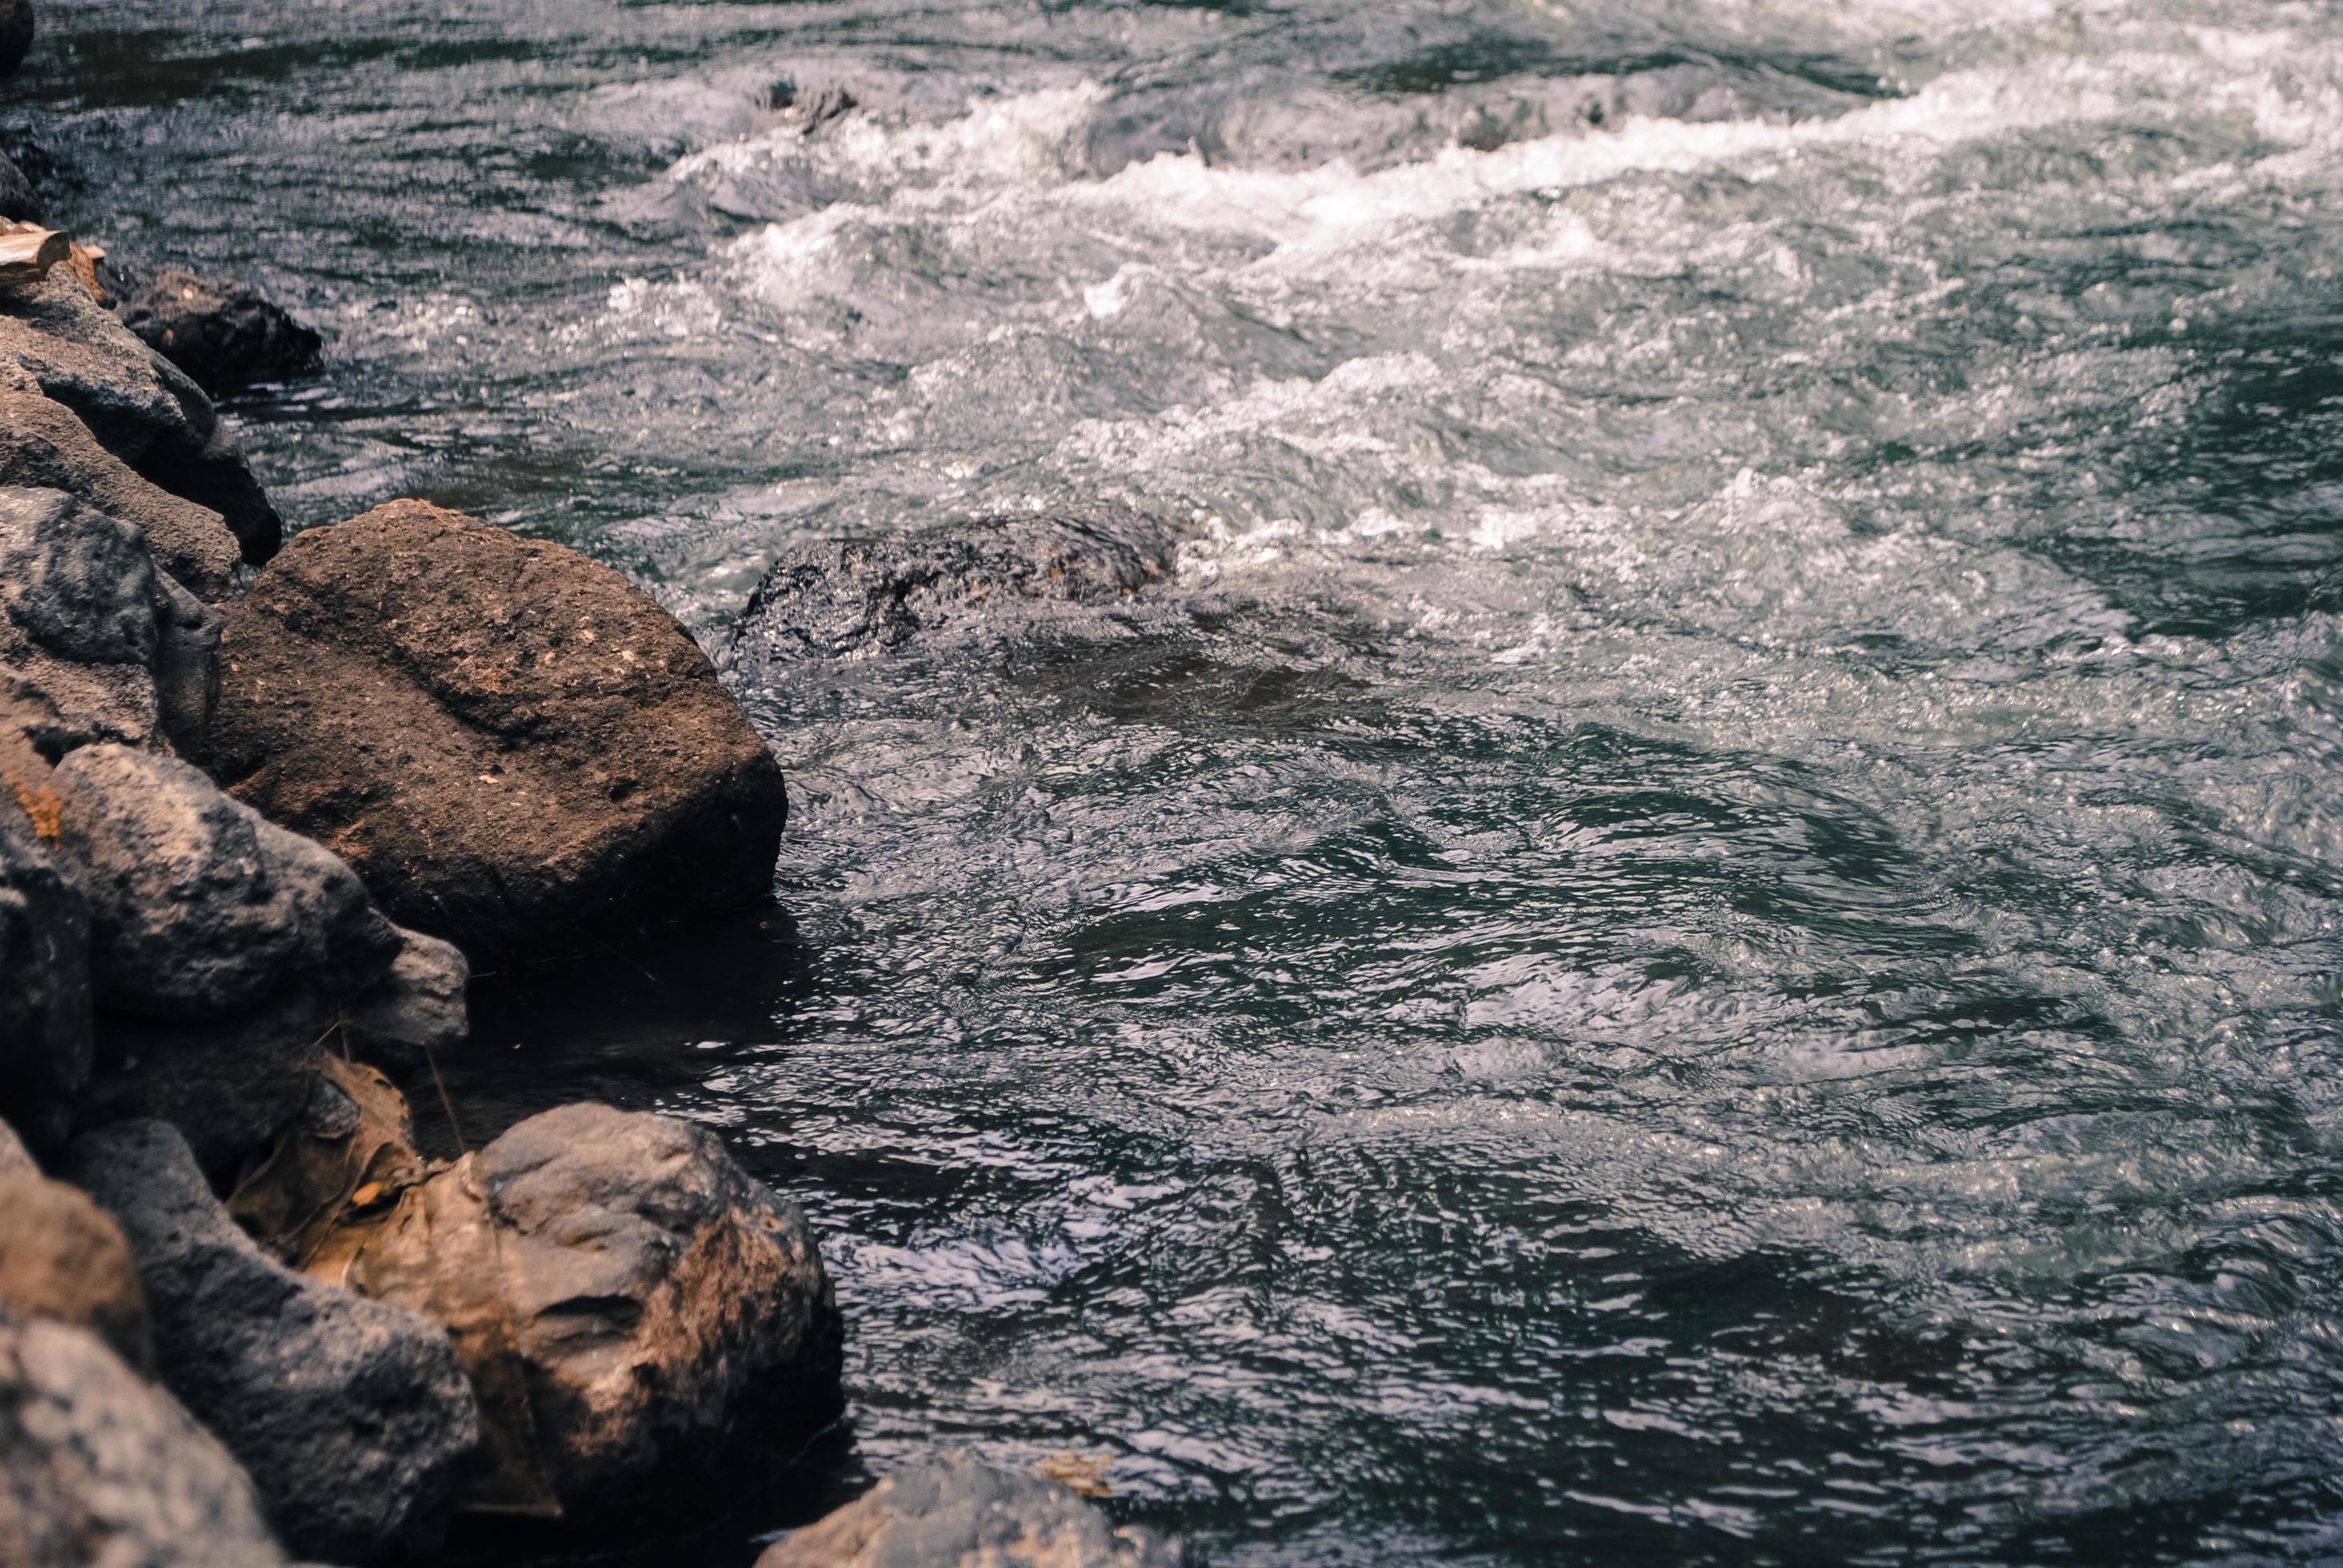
[727,510,1180,674]
[50,743,403,1020]
[62,1119,479,1565]
[0,1312,290,1568]
[758,1453,1185,1568]
[0,1172,151,1370]
[0,268,280,565]
[0,149,37,223]
[0,387,246,600]
[0,0,28,82]
[0,486,221,753]
[117,266,323,395]
[202,499,790,962]
[0,713,90,1150]
[336,1102,841,1520]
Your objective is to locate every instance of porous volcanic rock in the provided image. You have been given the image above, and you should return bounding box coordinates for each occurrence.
[335,1102,841,1520]
[117,267,323,394]
[49,744,402,1019]
[0,389,245,600]
[0,268,279,564]
[62,1120,478,1565]
[0,1172,151,1370]
[0,712,90,1149]
[729,510,1180,674]
[0,486,220,753]
[0,1313,290,1568]
[202,499,790,961]
[757,1453,1185,1568]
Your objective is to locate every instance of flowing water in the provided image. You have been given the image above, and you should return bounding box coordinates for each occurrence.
[18,0,2343,1561]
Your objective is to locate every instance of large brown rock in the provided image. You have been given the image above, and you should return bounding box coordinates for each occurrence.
[202,500,790,960]
[0,1313,290,1568]
[0,1173,151,1370]
[331,1102,841,1521]
[0,269,279,565]
[0,389,244,601]
[757,1454,1185,1568]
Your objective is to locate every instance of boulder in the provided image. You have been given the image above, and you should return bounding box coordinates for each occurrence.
[0,486,221,753]
[333,1102,841,1520]
[0,149,36,223]
[0,0,27,82]
[62,1120,479,1565]
[202,500,790,961]
[49,743,402,1020]
[727,510,1179,674]
[0,388,246,600]
[0,269,279,564]
[0,1172,151,1370]
[78,994,345,1181]
[0,1312,290,1568]
[341,926,469,1069]
[0,712,90,1150]
[116,267,322,394]
[757,1454,1185,1568]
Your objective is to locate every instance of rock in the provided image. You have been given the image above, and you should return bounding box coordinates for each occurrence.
[0,1312,290,1568]
[727,510,1180,674]
[116,267,322,394]
[0,714,90,1151]
[0,1173,151,1370]
[0,388,246,601]
[78,993,341,1180]
[0,0,28,82]
[62,1120,479,1565]
[0,268,280,565]
[341,926,469,1070]
[757,1454,1185,1568]
[334,1102,841,1520]
[50,743,403,1020]
[202,499,791,962]
[0,1116,31,1174]
[226,1055,428,1274]
[0,486,221,754]
[0,149,37,224]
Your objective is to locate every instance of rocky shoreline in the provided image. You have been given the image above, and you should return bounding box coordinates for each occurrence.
[0,9,1182,1566]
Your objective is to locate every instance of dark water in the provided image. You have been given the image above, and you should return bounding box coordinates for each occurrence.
[18,0,2343,1562]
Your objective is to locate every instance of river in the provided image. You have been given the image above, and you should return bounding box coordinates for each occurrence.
[18,0,2343,1561]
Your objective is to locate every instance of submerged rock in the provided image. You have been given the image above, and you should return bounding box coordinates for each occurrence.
[0,269,280,565]
[62,1120,479,1566]
[729,510,1180,673]
[202,499,790,962]
[116,267,323,394]
[0,1312,290,1568]
[334,1102,842,1521]
[50,744,402,1019]
[0,388,246,601]
[758,1453,1185,1568]
[0,148,37,222]
[0,486,221,753]
[0,1170,151,1370]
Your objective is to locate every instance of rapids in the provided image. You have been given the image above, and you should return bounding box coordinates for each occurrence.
[17,0,2343,1560]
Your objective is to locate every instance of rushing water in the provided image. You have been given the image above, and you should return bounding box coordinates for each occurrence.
[19,0,2343,1561]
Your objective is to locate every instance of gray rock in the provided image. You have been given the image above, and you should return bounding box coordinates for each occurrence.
[62,1120,479,1565]
[0,1116,32,1174]
[0,388,245,601]
[728,510,1179,674]
[0,716,90,1150]
[342,926,470,1070]
[0,147,37,222]
[50,744,403,1020]
[116,267,323,394]
[78,990,345,1179]
[344,1102,841,1519]
[0,1312,290,1568]
[0,269,280,565]
[0,1171,151,1370]
[758,1454,1185,1568]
